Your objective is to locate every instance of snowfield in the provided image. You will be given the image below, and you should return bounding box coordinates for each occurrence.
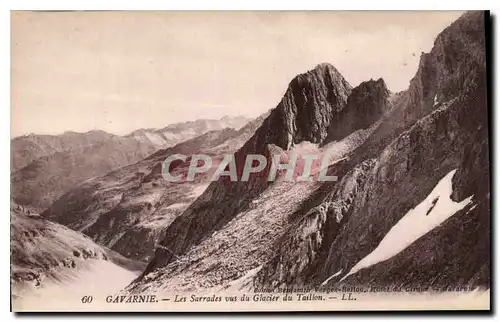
[13,259,140,311]
[11,209,146,311]
[341,169,474,281]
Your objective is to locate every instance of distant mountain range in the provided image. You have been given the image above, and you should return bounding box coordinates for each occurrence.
[11,116,250,211]
[125,116,250,147]
[42,114,267,261]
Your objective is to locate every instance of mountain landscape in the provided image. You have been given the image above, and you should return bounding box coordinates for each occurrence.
[126,11,489,293]
[126,116,250,147]
[11,11,490,309]
[42,115,267,262]
[11,202,146,303]
[11,116,250,212]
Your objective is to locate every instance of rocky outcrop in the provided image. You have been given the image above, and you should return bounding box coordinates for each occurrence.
[264,63,352,149]
[408,14,483,122]
[343,11,487,168]
[254,158,376,288]
[327,78,390,142]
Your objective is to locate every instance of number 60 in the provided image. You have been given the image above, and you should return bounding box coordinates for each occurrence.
[81,295,93,304]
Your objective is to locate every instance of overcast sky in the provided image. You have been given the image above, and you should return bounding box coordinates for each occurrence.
[11,11,464,137]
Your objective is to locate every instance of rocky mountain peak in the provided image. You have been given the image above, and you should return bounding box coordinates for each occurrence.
[292,62,352,109]
[347,78,390,111]
[311,62,346,81]
[401,11,486,125]
[326,77,391,143]
[349,78,390,104]
[362,77,388,90]
[247,63,352,152]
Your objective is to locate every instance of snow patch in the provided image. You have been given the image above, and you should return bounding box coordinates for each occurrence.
[165,202,190,210]
[190,184,209,197]
[341,169,473,281]
[321,119,381,167]
[321,269,343,286]
[121,191,163,206]
[144,132,167,146]
[290,141,320,154]
[222,266,263,292]
[161,129,197,141]
[433,94,439,106]
[15,259,139,308]
[466,204,477,214]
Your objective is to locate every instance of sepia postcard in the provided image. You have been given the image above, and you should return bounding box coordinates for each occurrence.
[10,10,490,312]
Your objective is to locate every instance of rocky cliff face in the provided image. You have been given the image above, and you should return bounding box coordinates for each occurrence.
[264,63,352,149]
[402,12,485,125]
[327,78,390,142]
[254,158,376,288]
[343,11,487,168]
[129,11,489,294]
[254,11,488,290]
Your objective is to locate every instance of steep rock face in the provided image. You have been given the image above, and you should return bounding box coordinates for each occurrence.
[140,63,354,276]
[340,85,490,290]
[400,12,485,126]
[272,63,352,149]
[43,116,265,261]
[319,96,486,287]
[345,11,486,167]
[253,11,488,290]
[254,158,376,288]
[327,78,390,142]
[255,95,488,290]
